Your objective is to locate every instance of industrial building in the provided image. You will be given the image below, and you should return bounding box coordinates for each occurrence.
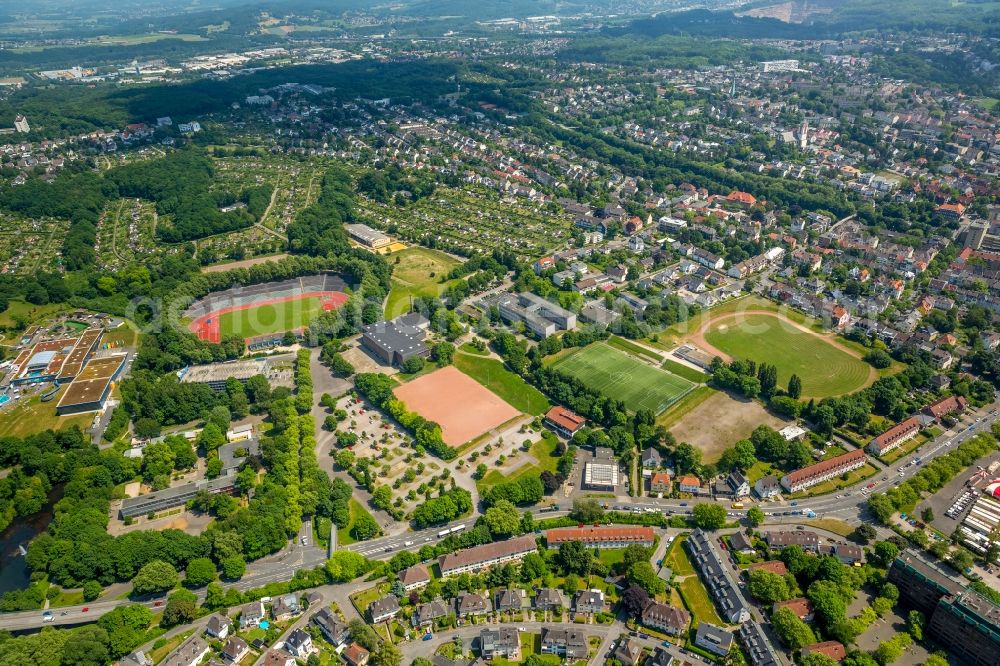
[360,313,430,367]
[179,355,295,391]
[345,223,391,249]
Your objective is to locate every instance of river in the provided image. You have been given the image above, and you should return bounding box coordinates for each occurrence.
[0,488,59,596]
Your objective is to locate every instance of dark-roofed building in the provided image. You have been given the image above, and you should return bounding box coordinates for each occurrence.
[494,589,523,613]
[534,588,565,611]
[613,638,643,666]
[541,628,588,659]
[479,628,520,660]
[687,529,751,623]
[456,592,490,619]
[740,621,783,666]
[714,471,751,498]
[360,314,430,367]
[729,532,755,554]
[573,589,604,614]
[368,595,401,623]
[765,530,820,551]
[119,475,238,519]
[641,602,690,636]
[284,628,313,659]
[695,623,734,657]
[263,650,296,666]
[887,552,964,615]
[834,544,864,565]
[926,589,1000,666]
[412,599,450,627]
[641,447,662,468]
[438,535,537,577]
[161,634,211,666]
[923,395,967,421]
[205,614,231,640]
[221,637,250,662]
[754,475,781,499]
[647,647,674,666]
[312,608,350,646]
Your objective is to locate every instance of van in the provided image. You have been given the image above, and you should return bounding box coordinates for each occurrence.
[404,540,414,547]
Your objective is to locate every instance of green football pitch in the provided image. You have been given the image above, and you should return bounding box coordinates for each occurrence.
[552,342,695,414]
[218,296,324,337]
[703,313,871,397]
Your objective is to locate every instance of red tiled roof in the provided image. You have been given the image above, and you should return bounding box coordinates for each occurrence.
[773,598,814,620]
[677,475,701,487]
[870,417,921,453]
[545,406,587,433]
[650,472,672,486]
[747,560,788,576]
[923,395,967,419]
[546,526,655,546]
[782,449,867,486]
[727,191,757,206]
[802,641,846,661]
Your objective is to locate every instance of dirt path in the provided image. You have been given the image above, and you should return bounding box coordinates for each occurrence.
[687,309,878,389]
[260,182,280,224]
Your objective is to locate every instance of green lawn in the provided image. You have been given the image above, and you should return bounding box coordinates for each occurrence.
[660,358,709,383]
[678,576,724,626]
[552,342,695,415]
[218,295,324,337]
[704,313,871,397]
[607,336,663,363]
[655,385,716,429]
[337,498,380,546]
[0,390,92,438]
[477,433,561,490]
[0,299,68,329]
[664,537,696,577]
[454,352,550,415]
[880,433,929,464]
[385,247,462,318]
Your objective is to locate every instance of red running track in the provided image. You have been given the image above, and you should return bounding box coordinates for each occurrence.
[188,290,349,343]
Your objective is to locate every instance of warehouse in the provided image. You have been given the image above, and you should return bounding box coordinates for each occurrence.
[345,223,391,249]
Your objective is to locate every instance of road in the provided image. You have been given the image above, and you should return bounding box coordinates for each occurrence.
[3,400,996,632]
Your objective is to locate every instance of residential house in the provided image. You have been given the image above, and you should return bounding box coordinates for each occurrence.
[641,602,690,636]
[412,599,451,627]
[695,623,734,657]
[573,589,604,615]
[834,544,864,565]
[271,594,301,621]
[456,592,490,619]
[687,529,751,624]
[779,450,867,493]
[343,643,370,666]
[613,638,644,666]
[740,621,784,666]
[774,598,815,622]
[729,532,755,555]
[766,531,820,552]
[120,651,154,666]
[647,647,674,666]
[540,628,588,659]
[677,475,703,493]
[239,600,266,629]
[263,650,296,666]
[161,635,210,666]
[754,475,781,500]
[546,526,655,549]
[650,471,673,494]
[479,628,520,660]
[438,535,537,577]
[368,596,401,624]
[284,628,313,659]
[494,589,524,613]
[533,588,565,611]
[714,470,750,498]
[312,608,350,646]
[801,642,846,662]
[747,561,788,576]
[399,565,431,592]
[867,417,921,457]
[923,395,967,421]
[222,637,250,663]
[641,447,662,468]
[544,406,587,438]
[205,614,231,640]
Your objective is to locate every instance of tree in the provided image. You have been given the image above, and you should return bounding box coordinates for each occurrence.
[521,552,548,582]
[184,557,216,588]
[771,606,816,649]
[807,580,847,630]
[161,589,198,627]
[622,544,654,571]
[131,560,179,596]
[570,498,604,523]
[800,654,839,666]
[327,551,372,582]
[692,503,727,530]
[872,541,899,568]
[484,500,521,538]
[350,512,381,541]
[557,541,593,576]
[907,610,925,641]
[82,580,102,602]
[747,506,765,527]
[627,561,666,595]
[747,570,791,604]
[674,442,702,474]
[431,342,455,366]
[788,375,802,400]
[220,556,246,580]
[402,356,425,374]
[621,585,650,618]
[373,643,403,666]
[98,604,152,657]
[349,618,380,651]
[853,524,877,544]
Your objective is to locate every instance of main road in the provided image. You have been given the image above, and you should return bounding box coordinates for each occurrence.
[2,400,995,632]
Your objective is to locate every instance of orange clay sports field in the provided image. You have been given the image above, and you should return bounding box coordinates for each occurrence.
[393,366,521,446]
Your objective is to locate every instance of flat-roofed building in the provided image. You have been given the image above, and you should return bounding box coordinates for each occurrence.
[118,475,237,519]
[55,354,127,414]
[360,315,430,367]
[927,590,1000,666]
[887,552,964,615]
[180,355,295,391]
